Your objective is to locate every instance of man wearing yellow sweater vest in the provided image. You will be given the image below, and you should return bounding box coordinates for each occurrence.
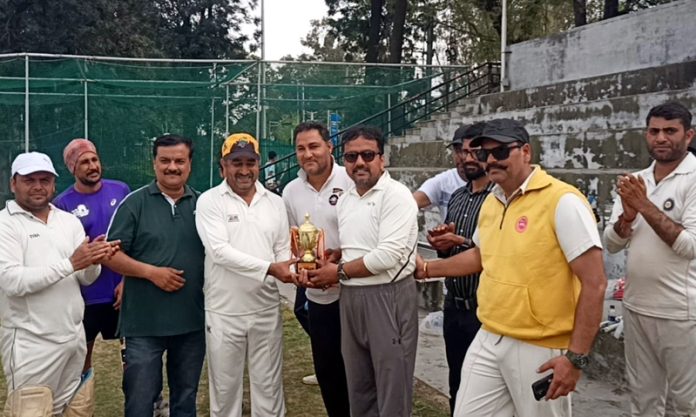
[417,119,607,417]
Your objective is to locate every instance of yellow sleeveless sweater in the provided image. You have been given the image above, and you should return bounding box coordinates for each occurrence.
[477,167,591,348]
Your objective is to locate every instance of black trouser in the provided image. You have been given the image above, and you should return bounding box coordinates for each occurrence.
[294,287,310,334]
[443,298,482,415]
[308,299,351,417]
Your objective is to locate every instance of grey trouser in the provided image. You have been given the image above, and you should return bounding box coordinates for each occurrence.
[624,308,696,417]
[340,277,419,417]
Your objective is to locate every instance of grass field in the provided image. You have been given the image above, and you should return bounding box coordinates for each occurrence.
[0,308,449,416]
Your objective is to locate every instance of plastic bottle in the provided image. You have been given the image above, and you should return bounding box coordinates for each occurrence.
[608,305,617,322]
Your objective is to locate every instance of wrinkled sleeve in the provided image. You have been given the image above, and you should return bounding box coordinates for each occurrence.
[671,182,696,259]
[195,191,271,282]
[603,194,631,254]
[0,219,73,297]
[363,189,418,274]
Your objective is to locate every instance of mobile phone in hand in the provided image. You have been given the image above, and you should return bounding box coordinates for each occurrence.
[532,373,553,401]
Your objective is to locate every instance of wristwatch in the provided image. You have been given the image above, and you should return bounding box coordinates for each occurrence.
[565,350,590,370]
[337,262,350,282]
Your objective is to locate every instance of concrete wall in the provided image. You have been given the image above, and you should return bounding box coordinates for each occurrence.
[387,60,696,280]
[507,0,696,90]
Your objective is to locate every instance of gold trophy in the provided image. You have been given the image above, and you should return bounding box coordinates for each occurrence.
[291,213,325,270]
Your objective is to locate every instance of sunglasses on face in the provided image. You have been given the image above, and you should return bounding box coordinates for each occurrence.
[343,151,382,163]
[475,144,523,161]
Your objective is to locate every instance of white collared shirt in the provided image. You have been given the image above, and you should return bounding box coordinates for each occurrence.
[474,166,601,262]
[195,180,291,316]
[338,171,419,286]
[604,153,696,319]
[283,163,353,303]
[0,201,100,343]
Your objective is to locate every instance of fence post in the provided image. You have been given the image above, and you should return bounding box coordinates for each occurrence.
[24,54,29,152]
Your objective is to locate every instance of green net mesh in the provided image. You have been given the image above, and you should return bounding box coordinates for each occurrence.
[0,55,481,199]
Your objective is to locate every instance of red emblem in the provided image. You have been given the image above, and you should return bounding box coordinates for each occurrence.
[515,216,528,233]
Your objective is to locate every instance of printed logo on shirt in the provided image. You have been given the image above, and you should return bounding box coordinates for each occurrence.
[110,198,118,207]
[227,214,240,222]
[515,216,528,233]
[29,233,39,239]
[71,204,90,218]
[663,198,675,211]
[329,188,344,206]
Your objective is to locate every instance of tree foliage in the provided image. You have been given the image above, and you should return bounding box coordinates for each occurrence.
[0,0,258,58]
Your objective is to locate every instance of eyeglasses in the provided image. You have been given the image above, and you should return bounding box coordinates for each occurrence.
[452,146,478,158]
[343,151,382,163]
[475,144,523,161]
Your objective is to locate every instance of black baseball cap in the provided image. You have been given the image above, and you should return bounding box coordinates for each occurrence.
[448,122,487,147]
[470,118,529,147]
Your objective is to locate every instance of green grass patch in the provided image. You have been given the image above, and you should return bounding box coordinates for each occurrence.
[0,308,449,416]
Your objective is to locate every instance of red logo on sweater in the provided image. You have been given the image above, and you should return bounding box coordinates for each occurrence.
[515,216,528,233]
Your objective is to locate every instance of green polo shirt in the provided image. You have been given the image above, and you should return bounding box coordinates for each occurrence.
[108,181,205,337]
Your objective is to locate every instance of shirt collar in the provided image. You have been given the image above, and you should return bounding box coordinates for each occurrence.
[645,152,696,185]
[491,165,540,204]
[464,180,495,195]
[349,170,390,197]
[6,200,55,217]
[147,180,195,199]
[218,179,268,199]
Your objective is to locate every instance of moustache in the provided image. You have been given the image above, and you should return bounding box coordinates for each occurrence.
[164,170,181,176]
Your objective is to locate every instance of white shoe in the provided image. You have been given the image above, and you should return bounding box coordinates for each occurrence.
[301,374,319,385]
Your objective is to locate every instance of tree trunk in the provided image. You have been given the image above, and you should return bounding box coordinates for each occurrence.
[387,0,407,63]
[573,0,587,26]
[366,0,383,63]
[603,0,619,19]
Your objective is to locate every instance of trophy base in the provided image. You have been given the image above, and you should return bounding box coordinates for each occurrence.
[297,262,317,271]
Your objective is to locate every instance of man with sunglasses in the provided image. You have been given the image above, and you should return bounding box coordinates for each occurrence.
[604,102,696,417]
[417,118,607,417]
[305,125,419,417]
[426,121,494,415]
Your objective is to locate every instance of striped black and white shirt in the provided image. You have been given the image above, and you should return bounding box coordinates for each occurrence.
[442,181,495,300]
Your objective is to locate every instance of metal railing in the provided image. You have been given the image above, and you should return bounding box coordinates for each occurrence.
[265,62,500,188]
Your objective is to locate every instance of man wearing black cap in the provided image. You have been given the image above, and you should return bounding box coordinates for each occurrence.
[413,125,469,221]
[417,119,607,417]
[425,121,493,415]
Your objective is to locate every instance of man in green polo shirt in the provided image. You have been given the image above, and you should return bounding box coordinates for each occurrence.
[106,134,205,417]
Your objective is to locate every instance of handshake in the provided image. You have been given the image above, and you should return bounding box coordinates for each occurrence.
[69,234,121,271]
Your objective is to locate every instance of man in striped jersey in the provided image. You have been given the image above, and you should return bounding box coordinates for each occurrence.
[426,121,492,415]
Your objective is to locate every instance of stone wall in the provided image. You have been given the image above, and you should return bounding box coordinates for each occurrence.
[506,0,696,90]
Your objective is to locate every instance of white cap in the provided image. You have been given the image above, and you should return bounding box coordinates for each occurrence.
[11,152,59,177]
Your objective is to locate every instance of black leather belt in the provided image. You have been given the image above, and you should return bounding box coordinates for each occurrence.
[444,296,478,311]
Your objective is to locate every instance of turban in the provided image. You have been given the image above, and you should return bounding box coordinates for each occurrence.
[63,139,97,174]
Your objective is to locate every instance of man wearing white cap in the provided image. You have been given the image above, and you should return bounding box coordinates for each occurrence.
[0,152,118,416]
[195,133,296,417]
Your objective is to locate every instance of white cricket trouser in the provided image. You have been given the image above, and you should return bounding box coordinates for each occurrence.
[454,328,571,417]
[205,307,285,417]
[0,327,85,416]
[624,308,696,417]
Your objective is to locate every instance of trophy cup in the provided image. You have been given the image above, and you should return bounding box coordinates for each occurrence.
[291,213,325,270]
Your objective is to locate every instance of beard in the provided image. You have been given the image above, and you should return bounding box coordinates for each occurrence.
[78,174,101,187]
[464,165,486,181]
[648,145,687,163]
